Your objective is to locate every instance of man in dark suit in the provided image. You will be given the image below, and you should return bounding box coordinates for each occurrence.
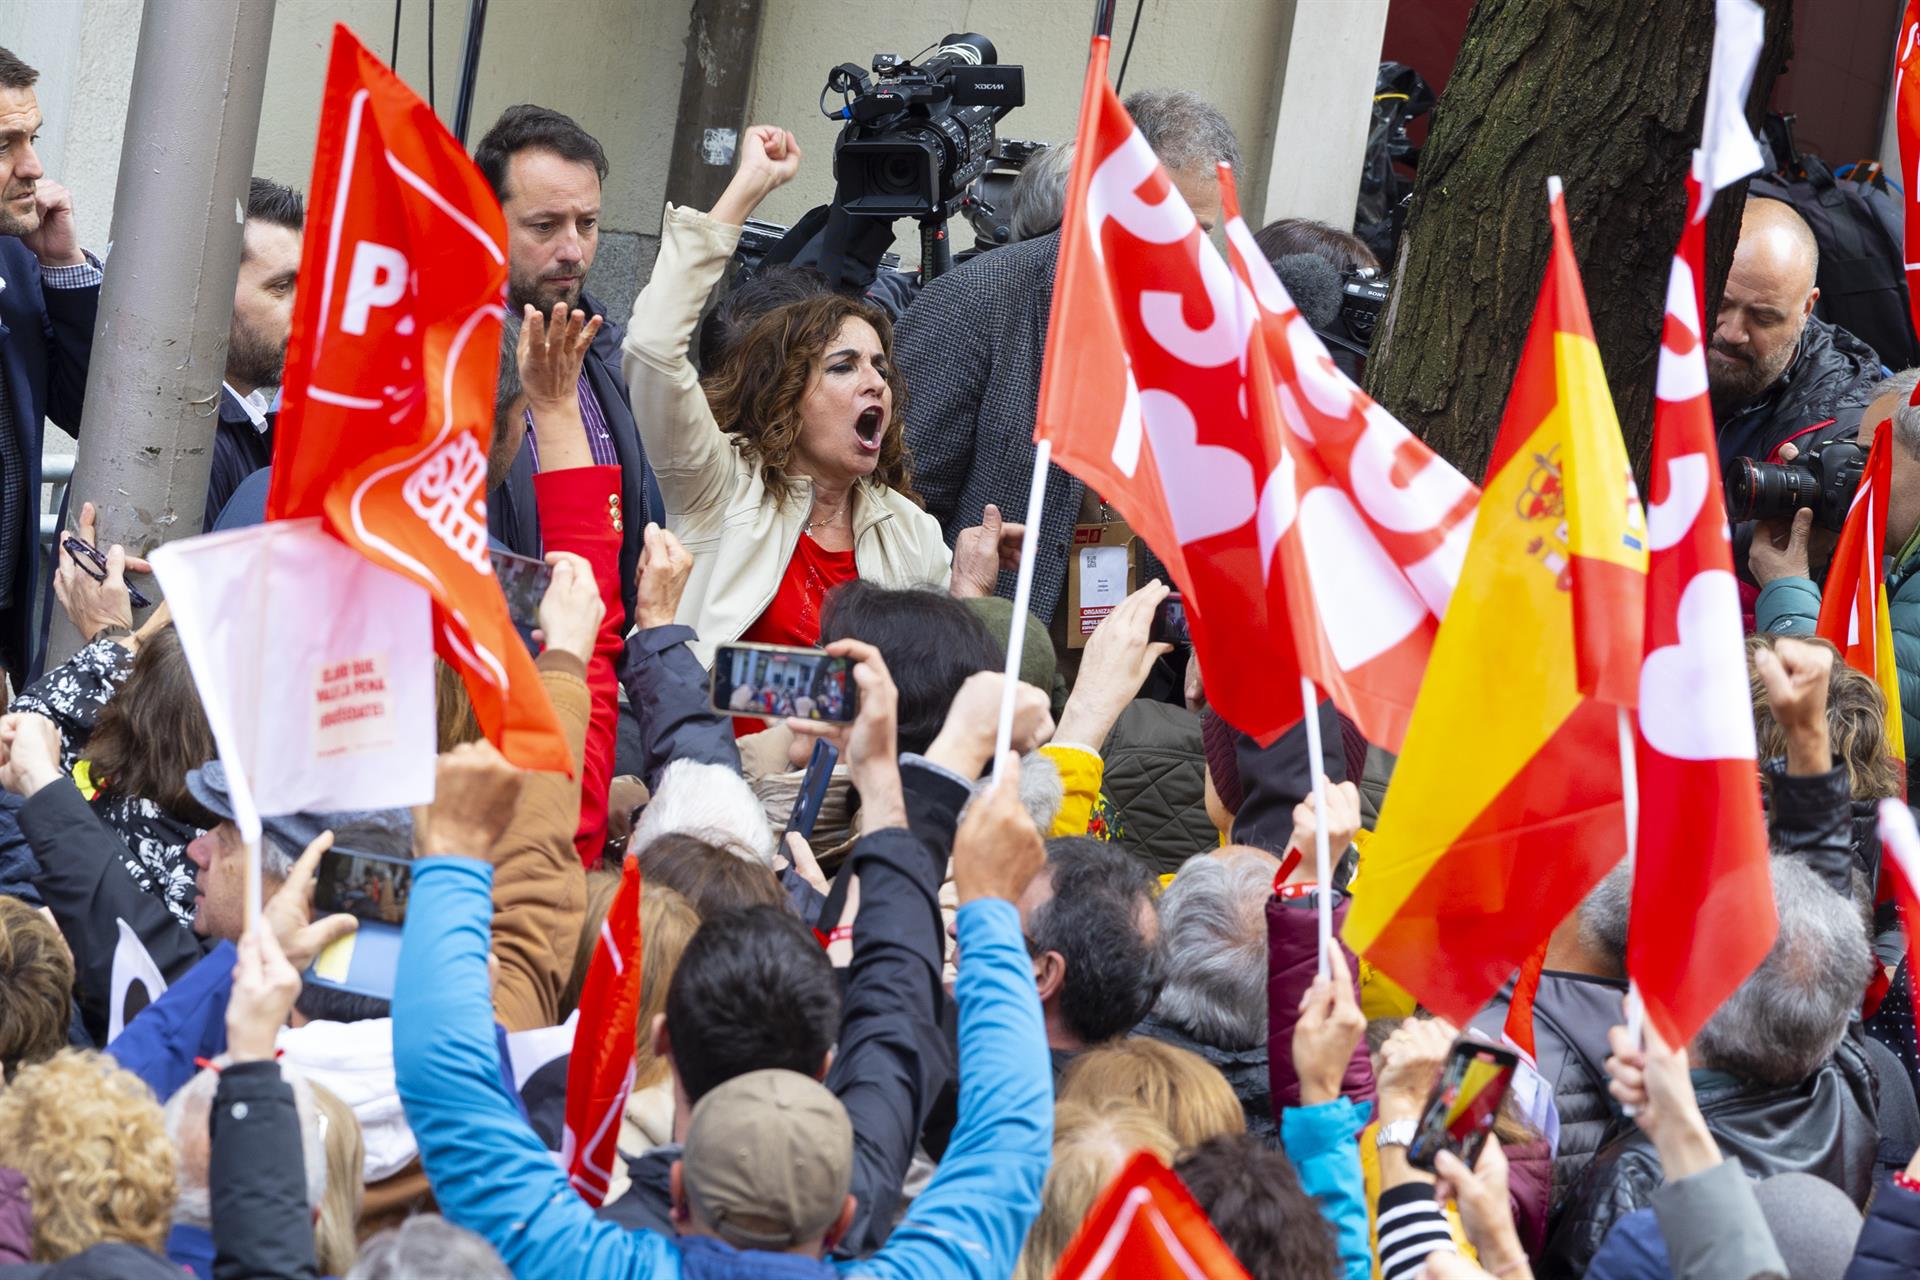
[0,47,101,684]
[474,105,661,629]
[201,177,303,531]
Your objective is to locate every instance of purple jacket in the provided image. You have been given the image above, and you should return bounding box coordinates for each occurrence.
[0,1167,30,1264]
[1266,891,1375,1111]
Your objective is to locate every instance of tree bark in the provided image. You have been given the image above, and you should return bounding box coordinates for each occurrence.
[1365,0,1795,485]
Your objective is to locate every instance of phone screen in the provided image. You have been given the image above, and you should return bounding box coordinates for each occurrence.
[1406,1040,1519,1172]
[312,849,413,927]
[710,643,858,724]
[489,549,553,631]
[1150,593,1190,646]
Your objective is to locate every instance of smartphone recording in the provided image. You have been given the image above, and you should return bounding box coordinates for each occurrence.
[711,642,858,724]
[1406,1039,1519,1172]
[312,849,412,926]
[489,549,553,631]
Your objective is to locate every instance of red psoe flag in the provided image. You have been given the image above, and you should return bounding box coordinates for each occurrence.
[1033,34,1477,751]
[1051,1152,1250,1280]
[1627,0,1776,1048]
[267,25,570,773]
[562,855,643,1205]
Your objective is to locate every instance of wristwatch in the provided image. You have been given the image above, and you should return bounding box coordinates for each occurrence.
[1375,1119,1418,1151]
[92,625,133,644]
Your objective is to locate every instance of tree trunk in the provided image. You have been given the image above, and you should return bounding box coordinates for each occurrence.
[1364,0,1795,485]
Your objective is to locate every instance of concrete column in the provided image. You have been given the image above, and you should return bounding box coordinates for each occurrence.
[54,0,275,661]
[1260,0,1392,231]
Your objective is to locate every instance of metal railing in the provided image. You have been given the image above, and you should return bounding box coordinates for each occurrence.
[40,453,72,551]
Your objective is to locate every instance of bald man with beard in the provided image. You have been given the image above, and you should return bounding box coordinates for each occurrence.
[1713,197,1884,474]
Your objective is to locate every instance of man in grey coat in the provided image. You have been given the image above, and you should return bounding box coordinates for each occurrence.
[895,90,1240,625]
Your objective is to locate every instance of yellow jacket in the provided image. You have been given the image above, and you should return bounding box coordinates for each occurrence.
[1041,742,1103,837]
[621,205,954,668]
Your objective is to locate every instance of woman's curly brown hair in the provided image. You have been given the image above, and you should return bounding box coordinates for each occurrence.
[1748,633,1905,800]
[85,626,220,826]
[0,1049,176,1261]
[701,293,920,503]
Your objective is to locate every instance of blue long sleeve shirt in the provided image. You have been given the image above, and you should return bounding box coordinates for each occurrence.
[1283,1097,1372,1280]
[391,857,1051,1280]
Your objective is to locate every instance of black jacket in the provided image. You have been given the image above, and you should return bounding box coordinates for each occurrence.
[1135,1013,1276,1145]
[22,777,209,1043]
[0,238,98,681]
[620,624,737,790]
[600,758,968,1258]
[1765,757,1858,896]
[210,1060,319,1280]
[489,289,662,631]
[1473,969,1626,1209]
[1541,1035,1881,1280]
[1715,313,1883,475]
[202,388,276,533]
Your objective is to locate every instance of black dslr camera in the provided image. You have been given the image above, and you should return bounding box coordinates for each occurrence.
[825,34,1024,275]
[1725,437,1866,533]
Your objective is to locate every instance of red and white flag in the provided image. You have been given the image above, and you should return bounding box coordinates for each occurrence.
[1034,34,1477,750]
[1051,1152,1249,1280]
[1897,0,1920,340]
[561,855,643,1205]
[1877,801,1920,1054]
[1629,0,1775,1047]
[266,25,570,774]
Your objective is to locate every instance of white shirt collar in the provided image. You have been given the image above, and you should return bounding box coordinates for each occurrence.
[223,382,274,433]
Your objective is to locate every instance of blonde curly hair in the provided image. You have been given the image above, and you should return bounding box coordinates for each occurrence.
[0,1049,176,1261]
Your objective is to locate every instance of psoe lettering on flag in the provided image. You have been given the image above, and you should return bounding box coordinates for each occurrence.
[267,24,571,775]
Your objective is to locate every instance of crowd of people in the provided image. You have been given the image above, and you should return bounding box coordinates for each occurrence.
[0,32,1918,1280]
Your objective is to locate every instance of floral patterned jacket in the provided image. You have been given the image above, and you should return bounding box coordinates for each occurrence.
[12,637,203,926]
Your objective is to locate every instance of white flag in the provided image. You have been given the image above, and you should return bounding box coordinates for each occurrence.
[151,519,437,902]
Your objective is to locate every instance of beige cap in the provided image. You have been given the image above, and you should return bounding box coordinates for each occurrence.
[682,1069,854,1251]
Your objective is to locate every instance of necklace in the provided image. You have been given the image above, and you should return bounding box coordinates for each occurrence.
[806,496,848,531]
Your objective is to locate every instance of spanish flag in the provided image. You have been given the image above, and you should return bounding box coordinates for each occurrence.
[1344,180,1637,1025]
[1816,425,1907,772]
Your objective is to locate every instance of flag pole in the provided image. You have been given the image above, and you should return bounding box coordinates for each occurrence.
[1300,676,1334,979]
[993,440,1055,781]
[1619,704,1646,1048]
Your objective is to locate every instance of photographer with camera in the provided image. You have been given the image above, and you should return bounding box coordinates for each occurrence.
[1713,197,1883,474]
[1751,369,1920,763]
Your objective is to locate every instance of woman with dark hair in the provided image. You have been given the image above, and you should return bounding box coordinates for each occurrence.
[622,124,1017,677]
[1252,217,1381,275]
[11,513,218,925]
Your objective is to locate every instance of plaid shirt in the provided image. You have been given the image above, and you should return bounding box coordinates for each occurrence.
[894,234,1085,622]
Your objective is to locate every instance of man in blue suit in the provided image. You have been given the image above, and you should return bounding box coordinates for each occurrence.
[0,46,101,684]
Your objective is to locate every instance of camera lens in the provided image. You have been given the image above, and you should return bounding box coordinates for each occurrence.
[877,152,921,194]
[1725,457,1814,523]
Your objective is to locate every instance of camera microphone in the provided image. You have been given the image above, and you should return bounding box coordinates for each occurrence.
[1273,253,1344,331]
